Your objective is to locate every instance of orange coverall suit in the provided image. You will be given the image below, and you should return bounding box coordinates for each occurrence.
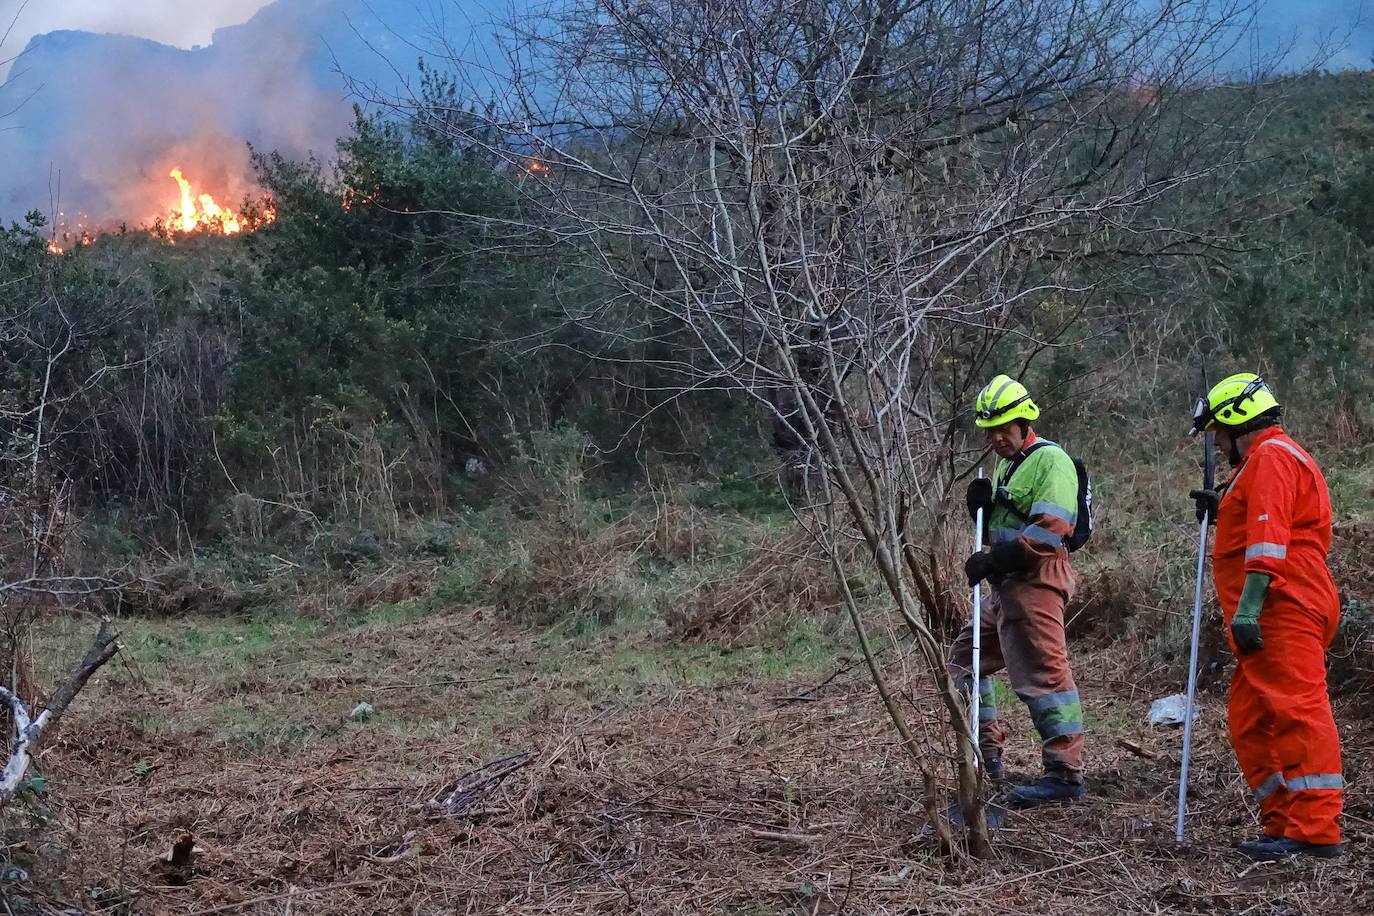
[1214,427,1343,845]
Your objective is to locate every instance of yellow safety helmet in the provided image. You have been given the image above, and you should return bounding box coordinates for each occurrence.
[973,374,1040,428]
[1189,372,1281,437]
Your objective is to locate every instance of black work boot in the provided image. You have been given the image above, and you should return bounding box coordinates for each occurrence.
[1006,775,1085,808]
[983,756,1006,781]
[1236,836,1344,861]
[1239,832,1283,845]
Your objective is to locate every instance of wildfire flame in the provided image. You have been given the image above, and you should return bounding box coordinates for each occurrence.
[166,168,275,236]
[170,168,244,234]
[46,217,94,256]
[44,170,273,255]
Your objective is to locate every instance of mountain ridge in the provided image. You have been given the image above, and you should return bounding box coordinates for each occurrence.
[0,0,494,222]
[0,0,1366,222]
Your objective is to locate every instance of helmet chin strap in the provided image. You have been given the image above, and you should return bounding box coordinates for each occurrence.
[1225,424,1269,466]
[1225,437,1243,467]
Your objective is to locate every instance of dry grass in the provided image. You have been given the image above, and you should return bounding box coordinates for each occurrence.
[8,463,1374,914]
[491,517,649,626]
[8,602,1370,915]
[664,526,851,645]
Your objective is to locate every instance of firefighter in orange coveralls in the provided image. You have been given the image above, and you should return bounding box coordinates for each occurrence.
[1190,373,1344,860]
[952,376,1086,807]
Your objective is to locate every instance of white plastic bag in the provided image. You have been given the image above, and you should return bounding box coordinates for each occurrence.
[1148,693,1198,727]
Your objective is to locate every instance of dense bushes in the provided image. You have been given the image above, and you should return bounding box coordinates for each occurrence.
[2,72,1372,559]
[0,84,737,545]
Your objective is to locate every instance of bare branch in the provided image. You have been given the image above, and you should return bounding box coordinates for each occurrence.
[0,619,119,805]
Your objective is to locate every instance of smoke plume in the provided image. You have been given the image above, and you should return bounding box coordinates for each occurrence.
[0,0,458,225]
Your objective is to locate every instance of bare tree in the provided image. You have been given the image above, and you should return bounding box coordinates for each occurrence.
[0,618,117,803]
[0,247,131,804]
[0,1,32,104]
[409,0,1264,854]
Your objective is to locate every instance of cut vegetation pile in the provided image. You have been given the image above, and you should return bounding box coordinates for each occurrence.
[665,527,849,645]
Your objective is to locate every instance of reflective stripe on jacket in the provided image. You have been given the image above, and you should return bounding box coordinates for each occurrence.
[1213,427,1339,625]
[987,432,1079,558]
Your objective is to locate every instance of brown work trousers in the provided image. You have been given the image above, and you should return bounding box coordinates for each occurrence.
[946,549,1084,783]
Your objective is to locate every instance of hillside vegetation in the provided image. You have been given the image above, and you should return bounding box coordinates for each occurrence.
[0,64,1372,913]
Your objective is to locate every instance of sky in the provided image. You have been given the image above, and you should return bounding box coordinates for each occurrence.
[1,0,274,53]
[0,0,520,80]
[1,0,1368,75]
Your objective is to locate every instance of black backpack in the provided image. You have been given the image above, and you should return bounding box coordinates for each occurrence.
[995,441,1093,552]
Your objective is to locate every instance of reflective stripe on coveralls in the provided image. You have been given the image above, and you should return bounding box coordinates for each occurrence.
[1024,689,1085,740]
[1254,772,1286,802]
[977,678,998,722]
[1214,428,1343,845]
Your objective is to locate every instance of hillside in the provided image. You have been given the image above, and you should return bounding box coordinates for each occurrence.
[0,10,1370,913]
[0,0,505,221]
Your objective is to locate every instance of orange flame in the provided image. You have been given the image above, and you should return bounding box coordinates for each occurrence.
[168,168,246,235]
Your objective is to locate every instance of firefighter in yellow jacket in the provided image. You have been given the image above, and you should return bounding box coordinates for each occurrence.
[949,375,1086,806]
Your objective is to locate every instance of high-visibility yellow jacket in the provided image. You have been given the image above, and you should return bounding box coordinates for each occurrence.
[988,431,1079,558]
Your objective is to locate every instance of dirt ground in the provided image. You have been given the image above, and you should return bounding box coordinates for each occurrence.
[12,605,1373,915]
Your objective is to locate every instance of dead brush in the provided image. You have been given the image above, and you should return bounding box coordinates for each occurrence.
[650,498,715,563]
[281,560,439,618]
[666,527,856,645]
[1327,521,1374,704]
[121,561,249,617]
[1329,614,1374,708]
[343,562,440,611]
[493,517,646,626]
[1065,551,1159,642]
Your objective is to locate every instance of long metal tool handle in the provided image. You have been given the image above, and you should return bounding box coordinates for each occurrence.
[1175,514,1209,842]
[971,468,985,748]
[1176,427,1215,843]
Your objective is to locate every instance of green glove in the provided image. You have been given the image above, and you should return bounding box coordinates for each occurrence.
[1231,572,1270,655]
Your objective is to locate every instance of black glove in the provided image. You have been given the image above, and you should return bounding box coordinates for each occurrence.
[965,541,1032,586]
[1231,619,1264,655]
[1190,488,1218,524]
[966,478,994,520]
[965,550,997,586]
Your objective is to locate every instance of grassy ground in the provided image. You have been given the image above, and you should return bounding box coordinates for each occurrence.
[4,460,1373,915]
[9,588,1369,915]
